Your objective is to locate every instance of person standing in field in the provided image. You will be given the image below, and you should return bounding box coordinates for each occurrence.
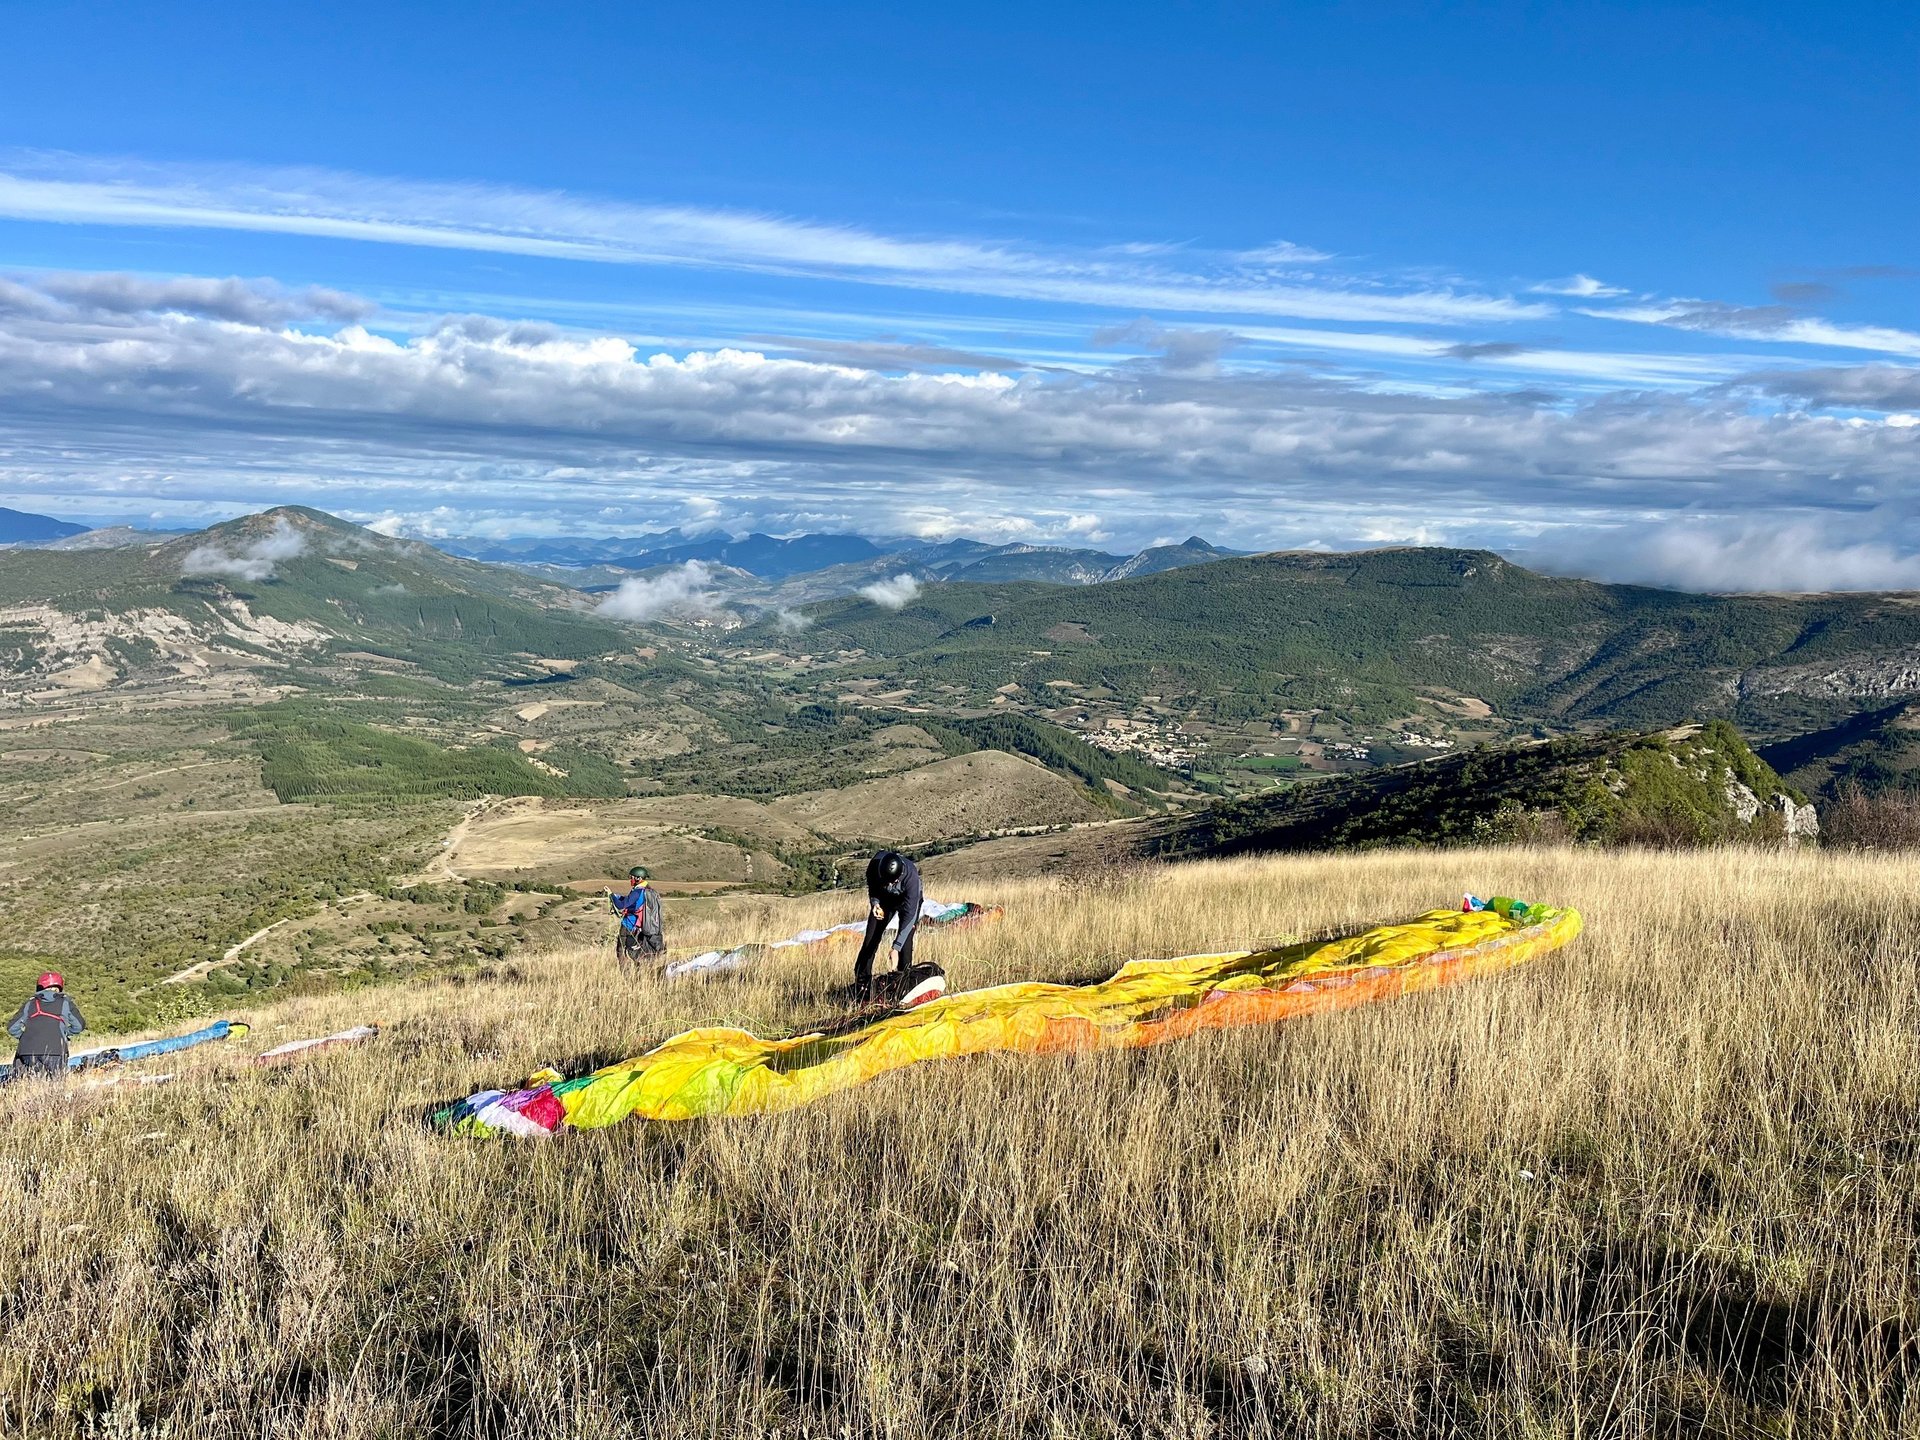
[607,865,666,964]
[6,972,86,1079]
[854,850,923,998]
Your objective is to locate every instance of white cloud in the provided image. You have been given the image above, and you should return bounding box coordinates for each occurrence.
[1544,516,1920,593]
[858,573,921,609]
[1591,299,1920,358]
[4,268,1920,593]
[1236,241,1334,266]
[0,270,371,327]
[1531,274,1627,298]
[594,561,731,623]
[0,153,1540,327]
[773,607,813,633]
[180,517,307,581]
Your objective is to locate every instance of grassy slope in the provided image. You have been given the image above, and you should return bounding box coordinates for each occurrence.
[2,848,1913,1437]
[753,548,1920,735]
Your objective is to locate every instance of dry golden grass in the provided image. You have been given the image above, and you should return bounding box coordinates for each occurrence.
[2,846,1917,1438]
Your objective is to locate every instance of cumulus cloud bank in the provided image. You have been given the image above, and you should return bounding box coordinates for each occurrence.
[859,573,921,609]
[1548,518,1920,594]
[0,271,370,325]
[594,561,732,623]
[180,517,308,582]
[0,247,1917,590]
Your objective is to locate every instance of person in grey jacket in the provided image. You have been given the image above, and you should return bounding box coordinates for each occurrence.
[854,850,923,997]
[7,971,86,1078]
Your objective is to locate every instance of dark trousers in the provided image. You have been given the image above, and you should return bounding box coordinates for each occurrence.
[12,1052,66,1079]
[854,906,915,990]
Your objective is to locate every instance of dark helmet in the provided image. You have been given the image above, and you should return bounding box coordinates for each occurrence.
[628,865,650,881]
[875,851,904,887]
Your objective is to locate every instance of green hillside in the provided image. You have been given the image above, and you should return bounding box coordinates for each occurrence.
[0,506,625,683]
[1756,699,1920,797]
[231,703,627,803]
[1150,721,1813,856]
[747,548,1920,738]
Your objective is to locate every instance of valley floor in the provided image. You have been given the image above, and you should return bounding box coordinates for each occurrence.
[2,847,1915,1438]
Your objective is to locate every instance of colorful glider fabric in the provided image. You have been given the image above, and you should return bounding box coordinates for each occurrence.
[662,900,1001,980]
[255,1024,380,1066]
[437,896,1579,1139]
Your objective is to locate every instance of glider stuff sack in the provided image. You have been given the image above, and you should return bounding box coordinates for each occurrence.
[437,897,1580,1139]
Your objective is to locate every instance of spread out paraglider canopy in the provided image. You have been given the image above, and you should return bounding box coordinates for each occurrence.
[436,897,1580,1138]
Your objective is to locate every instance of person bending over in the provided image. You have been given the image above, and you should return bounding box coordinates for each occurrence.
[855,849,922,997]
[7,972,86,1079]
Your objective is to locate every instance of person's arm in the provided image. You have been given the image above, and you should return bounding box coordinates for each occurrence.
[866,855,885,919]
[5,1000,27,1040]
[892,864,924,952]
[62,999,85,1037]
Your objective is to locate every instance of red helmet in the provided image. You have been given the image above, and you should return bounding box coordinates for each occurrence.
[35,972,62,990]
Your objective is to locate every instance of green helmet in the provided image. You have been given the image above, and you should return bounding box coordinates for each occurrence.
[628,865,650,880]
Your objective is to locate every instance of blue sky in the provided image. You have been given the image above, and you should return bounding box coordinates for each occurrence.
[1,1,1917,587]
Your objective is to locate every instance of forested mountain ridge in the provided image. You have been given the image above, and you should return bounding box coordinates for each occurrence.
[751,547,1920,739]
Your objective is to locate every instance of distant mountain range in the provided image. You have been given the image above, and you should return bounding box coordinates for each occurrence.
[15,507,1920,768]
[749,545,1920,741]
[0,505,87,544]
[440,528,1242,590]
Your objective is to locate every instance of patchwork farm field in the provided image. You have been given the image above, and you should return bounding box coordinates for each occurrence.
[3,846,1914,1438]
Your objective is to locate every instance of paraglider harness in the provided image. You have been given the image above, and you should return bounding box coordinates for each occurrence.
[611,882,665,964]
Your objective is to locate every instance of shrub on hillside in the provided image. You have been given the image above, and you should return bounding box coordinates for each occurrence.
[1819,783,1920,849]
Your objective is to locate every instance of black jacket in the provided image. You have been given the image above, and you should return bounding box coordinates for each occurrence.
[865,854,924,952]
[8,989,86,1058]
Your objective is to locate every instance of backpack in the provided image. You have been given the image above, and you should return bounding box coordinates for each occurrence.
[14,992,72,1055]
[639,888,666,953]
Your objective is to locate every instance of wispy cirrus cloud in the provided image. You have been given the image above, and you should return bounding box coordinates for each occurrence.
[1530,274,1628,298]
[0,152,1544,327]
[1588,298,1920,359]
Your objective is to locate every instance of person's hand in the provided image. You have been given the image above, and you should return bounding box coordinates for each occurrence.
[871,901,885,920]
